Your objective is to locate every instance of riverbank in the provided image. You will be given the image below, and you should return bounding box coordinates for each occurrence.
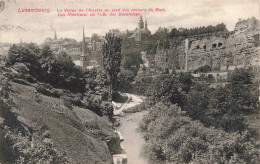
[113,93,146,116]
[113,93,165,164]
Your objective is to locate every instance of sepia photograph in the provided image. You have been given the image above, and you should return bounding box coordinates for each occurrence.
[0,0,260,163]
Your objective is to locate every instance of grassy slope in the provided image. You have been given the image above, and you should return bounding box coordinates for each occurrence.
[9,82,117,164]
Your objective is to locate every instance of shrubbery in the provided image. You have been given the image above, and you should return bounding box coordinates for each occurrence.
[6,44,86,93]
[141,68,259,163]
[168,23,228,38]
[5,44,114,118]
[140,103,259,163]
[146,72,193,108]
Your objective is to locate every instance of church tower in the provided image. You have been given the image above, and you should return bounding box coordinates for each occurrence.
[54,30,57,40]
[145,20,148,31]
[138,16,144,29]
[80,26,88,67]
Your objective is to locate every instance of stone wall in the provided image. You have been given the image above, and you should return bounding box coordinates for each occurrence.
[169,19,260,71]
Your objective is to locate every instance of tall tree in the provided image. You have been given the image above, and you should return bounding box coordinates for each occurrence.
[102,33,122,102]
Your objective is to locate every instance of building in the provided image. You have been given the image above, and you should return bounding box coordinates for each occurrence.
[92,40,103,51]
[44,31,64,52]
[73,27,90,67]
[128,16,151,41]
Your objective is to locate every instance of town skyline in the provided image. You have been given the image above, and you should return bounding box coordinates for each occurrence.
[0,0,259,44]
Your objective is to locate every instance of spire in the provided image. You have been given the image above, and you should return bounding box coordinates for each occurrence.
[138,15,144,29]
[54,30,57,40]
[82,26,86,55]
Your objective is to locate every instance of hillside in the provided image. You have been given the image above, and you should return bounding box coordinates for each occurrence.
[0,63,120,163]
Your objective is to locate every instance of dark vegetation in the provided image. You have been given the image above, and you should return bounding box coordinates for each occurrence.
[102,33,122,102]
[140,68,259,163]
[193,65,212,73]
[0,39,121,163]
[0,64,72,163]
[168,23,228,38]
[5,43,113,119]
[6,44,85,93]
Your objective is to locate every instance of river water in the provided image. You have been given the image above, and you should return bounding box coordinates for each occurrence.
[117,111,165,164]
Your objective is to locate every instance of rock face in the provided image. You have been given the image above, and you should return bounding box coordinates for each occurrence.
[166,17,260,71]
[186,33,258,71]
[235,17,260,32]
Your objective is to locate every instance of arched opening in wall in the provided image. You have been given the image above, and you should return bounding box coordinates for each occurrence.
[212,44,217,49]
[253,34,260,47]
[189,41,192,49]
[218,43,223,47]
[203,45,206,50]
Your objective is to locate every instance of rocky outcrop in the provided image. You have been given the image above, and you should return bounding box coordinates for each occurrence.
[234,17,259,32]
[168,17,260,71]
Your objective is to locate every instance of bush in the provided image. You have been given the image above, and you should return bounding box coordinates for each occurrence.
[6,44,86,93]
[49,88,63,98]
[146,73,191,108]
[140,103,259,163]
[35,84,52,96]
[12,78,32,86]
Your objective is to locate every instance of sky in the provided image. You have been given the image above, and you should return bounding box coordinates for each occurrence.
[0,0,259,44]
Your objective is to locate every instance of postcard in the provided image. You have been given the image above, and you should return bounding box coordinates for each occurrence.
[0,0,260,164]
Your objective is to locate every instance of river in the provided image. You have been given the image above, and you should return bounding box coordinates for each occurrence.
[117,110,165,164]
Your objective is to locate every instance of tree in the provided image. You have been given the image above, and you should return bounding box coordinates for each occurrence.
[147,73,187,108]
[6,43,42,79]
[226,68,259,112]
[140,102,258,163]
[91,33,100,42]
[102,33,122,102]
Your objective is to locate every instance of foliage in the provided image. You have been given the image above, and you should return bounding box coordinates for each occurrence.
[193,65,212,73]
[146,72,192,108]
[226,68,259,112]
[141,68,259,163]
[140,103,259,163]
[121,38,143,75]
[5,44,115,118]
[102,33,122,101]
[168,23,228,38]
[81,68,114,118]
[183,68,258,132]
[6,44,86,93]
[114,69,133,92]
[6,44,42,80]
